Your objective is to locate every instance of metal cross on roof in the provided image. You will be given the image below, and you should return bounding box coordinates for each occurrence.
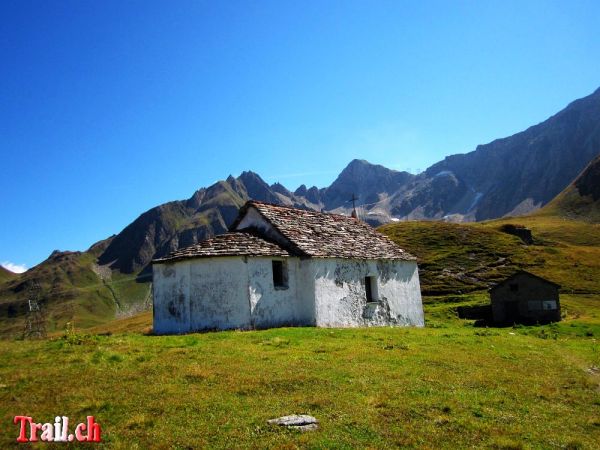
[349,194,358,219]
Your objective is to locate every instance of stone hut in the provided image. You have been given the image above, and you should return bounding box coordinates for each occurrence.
[490,271,561,324]
[152,200,424,333]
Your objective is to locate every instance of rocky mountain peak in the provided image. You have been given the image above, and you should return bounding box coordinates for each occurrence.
[238,170,262,182]
[47,250,82,263]
[323,159,414,210]
[237,171,280,204]
[270,182,292,196]
[337,159,390,179]
[423,86,600,220]
[294,184,308,196]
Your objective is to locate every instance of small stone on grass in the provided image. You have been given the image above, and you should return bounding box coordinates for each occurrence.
[268,415,319,431]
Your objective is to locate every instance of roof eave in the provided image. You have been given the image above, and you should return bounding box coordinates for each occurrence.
[153,252,292,264]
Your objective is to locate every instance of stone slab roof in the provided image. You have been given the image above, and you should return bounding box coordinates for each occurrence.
[155,201,415,263]
[154,231,291,263]
[232,201,416,261]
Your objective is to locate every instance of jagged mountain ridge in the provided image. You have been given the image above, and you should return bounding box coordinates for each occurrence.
[97,172,321,273]
[97,160,418,274]
[300,88,600,223]
[421,87,600,220]
[98,87,600,273]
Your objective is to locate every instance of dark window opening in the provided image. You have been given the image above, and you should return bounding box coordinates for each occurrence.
[510,283,519,292]
[365,276,375,302]
[272,260,288,289]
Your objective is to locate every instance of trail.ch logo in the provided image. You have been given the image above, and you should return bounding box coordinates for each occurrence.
[13,415,101,443]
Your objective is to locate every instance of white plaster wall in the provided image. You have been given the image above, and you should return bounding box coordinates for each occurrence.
[154,256,312,333]
[295,258,317,326]
[246,257,310,328]
[376,260,424,327]
[153,261,192,334]
[312,259,424,328]
[153,257,252,333]
[154,255,424,334]
[189,257,252,331]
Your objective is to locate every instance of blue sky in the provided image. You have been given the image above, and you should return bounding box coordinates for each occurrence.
[1,0,599,271]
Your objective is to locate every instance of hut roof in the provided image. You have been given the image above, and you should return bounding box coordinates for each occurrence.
[489,270,561,292]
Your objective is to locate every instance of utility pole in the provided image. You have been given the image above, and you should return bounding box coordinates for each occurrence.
[22,282,47,339]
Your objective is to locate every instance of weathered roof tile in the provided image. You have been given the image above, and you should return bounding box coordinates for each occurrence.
[155,200,415,263]
[154,231,290,263]
[234,201,415,261]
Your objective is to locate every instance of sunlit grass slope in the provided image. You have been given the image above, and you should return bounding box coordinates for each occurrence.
[1,308,599,449]
[379,216,600,295]
[537,154,600,223]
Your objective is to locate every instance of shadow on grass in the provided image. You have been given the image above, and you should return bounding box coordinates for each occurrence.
[457,304,561,328]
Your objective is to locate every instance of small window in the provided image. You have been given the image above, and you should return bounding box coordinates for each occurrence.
[272,260,288,289]
[542,300,557,310]
[365,276,377,302]
[510,283,519,292]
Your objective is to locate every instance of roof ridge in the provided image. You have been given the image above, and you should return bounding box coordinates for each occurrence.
[489,270,561,291]
[246,200,357,221]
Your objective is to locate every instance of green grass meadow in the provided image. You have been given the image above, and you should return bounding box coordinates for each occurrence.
[1,294,599,449]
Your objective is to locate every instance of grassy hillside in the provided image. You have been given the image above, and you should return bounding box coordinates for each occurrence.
[0,266,17,283]
[0,250,115,338]
[536,154,600,223]
[540,188,600,223]
[484,215,600,293]
[379,216,600,295]
[0,243,151,338]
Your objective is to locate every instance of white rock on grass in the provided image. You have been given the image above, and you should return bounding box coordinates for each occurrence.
[268,415,319,431]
